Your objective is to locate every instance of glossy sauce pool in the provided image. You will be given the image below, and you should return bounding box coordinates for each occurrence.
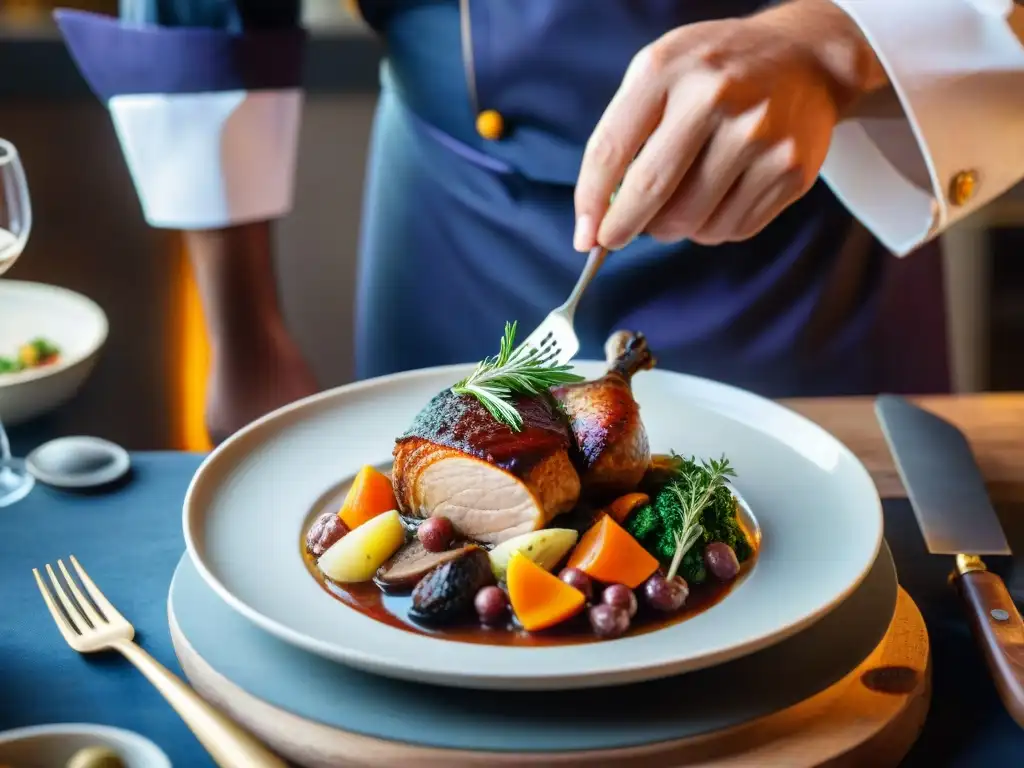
[302,549,757,647]
[300,457,760,647]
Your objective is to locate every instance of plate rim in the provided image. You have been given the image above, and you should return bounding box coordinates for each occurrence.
[182,362,884,690]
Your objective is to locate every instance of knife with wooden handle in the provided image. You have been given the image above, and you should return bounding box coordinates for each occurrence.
[876,395,1024,728]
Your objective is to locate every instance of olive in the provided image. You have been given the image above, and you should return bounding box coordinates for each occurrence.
[418,516,455,553]
[642,573,689,613]
[558,567,594,600]
[601,583,638,618]
[474,585,509,625]
[704,542,740,581]
[66,746,127,768]
[305,512,349,557]
[588,604,630,639]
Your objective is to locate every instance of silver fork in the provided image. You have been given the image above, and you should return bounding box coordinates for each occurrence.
[33,555,287,768]
[518,245,608,365]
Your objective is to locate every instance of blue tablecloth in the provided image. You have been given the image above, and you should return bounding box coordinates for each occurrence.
[1,449,1023,767]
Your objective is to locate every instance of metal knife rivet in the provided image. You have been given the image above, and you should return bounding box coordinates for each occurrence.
[991,609,1010,622]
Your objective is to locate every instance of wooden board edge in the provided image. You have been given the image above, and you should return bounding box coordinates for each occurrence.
[169,587,930,767]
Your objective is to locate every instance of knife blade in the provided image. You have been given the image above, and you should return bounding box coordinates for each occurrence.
[876,394,1024,729]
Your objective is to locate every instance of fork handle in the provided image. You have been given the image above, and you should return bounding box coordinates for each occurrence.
[113,639,288,768]
[561,246,608,316]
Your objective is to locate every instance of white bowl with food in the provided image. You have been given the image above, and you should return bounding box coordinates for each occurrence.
[0,723,170,768]
[183,327,883,691]
[0,280,108,426]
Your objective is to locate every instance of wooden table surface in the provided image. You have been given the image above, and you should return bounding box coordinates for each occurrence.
[784,393,1024,503]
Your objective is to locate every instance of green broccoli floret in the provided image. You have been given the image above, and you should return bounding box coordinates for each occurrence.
[626,456,751,585]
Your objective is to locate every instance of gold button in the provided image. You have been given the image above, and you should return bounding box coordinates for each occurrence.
[949,170,978,207]
[343,0,363,21]
[476,110,505,141]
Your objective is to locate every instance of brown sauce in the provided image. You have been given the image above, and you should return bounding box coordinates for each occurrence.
[301,543,757,648]
[301,454,759,647]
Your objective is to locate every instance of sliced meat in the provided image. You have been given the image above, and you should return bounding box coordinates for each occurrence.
[393,389,581,545]
[375,541,479,590]
[551,331,656,499]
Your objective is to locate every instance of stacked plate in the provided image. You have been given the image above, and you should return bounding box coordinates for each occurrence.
[172,362,893,762]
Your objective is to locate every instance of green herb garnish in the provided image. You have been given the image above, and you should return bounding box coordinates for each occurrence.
[627,454,751,584]
[452,321,584,431]
[0,337,60,374]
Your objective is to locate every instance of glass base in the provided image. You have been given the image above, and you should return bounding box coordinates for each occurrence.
[0,456,34,508]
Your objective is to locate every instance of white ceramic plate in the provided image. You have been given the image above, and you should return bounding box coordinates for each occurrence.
[0,280,108,426]
[183,363,883,691]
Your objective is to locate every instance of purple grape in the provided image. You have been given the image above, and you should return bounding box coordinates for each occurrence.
[418,517,454,553]
[589,604,631,639]
[642,573,689,613]
[474,586,509,625]
[601,583,638,618]
[558,568,594,601]
[704,542,740,581]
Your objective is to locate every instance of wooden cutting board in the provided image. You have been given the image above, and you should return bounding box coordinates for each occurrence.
[171,586,929,767]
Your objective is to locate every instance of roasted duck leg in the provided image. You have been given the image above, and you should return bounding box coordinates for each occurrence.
[551,331,656,498]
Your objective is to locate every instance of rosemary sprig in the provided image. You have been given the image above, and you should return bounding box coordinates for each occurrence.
[452,321,584,431]
[665,456,736,581]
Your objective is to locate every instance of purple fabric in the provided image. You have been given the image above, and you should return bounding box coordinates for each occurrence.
[53,9,306,100]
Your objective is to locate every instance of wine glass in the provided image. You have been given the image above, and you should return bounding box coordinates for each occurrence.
[0,138,35,507]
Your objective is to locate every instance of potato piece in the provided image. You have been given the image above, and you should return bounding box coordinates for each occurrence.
[317,509,406,583]
[488,528,578,581]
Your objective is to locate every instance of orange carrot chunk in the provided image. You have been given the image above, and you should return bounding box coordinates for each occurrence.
[566,514,659,589]
[338,465,398,530]
[606,492,650,524]
[507,552,586,632]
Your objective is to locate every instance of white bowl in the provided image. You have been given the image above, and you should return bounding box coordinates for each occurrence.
[0,280,108,426]
[0,723,170,767]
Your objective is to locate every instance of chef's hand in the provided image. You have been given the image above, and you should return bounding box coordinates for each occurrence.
[573,0,887,251]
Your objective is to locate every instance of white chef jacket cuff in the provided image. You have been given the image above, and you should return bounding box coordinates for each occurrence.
[108,90,302,229]
[821,0,1024,256]
[55,9,306,230]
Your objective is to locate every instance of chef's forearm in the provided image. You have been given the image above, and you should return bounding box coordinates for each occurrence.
[184,222,289,354]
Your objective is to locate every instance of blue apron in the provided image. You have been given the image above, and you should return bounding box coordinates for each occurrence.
[352,0,942,398]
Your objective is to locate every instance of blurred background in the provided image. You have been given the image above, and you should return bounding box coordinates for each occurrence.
[2,0,1023,452]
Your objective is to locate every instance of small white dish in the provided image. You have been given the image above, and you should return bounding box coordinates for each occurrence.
[183,361,884,691]
[0,723,170,768]
[26,436,131,489]
[0,280,108,426]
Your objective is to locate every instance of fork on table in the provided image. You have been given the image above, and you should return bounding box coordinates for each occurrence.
[518,245,608,365]
[33,555,287,768]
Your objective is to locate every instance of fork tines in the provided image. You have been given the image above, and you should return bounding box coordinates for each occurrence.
[521,332,560,362]
[33,555,120,641]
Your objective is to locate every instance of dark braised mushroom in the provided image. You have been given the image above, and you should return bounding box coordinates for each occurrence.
[409,548,495,625]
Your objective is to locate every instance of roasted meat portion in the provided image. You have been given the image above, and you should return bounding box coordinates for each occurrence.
[551,331,656,498]
[392,390,581,545]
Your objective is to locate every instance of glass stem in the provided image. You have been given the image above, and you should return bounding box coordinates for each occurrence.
[0,415,11,461]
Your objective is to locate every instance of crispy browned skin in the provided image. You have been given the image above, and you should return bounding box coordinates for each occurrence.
[551,331,656,499]
[396,389,572,476]
[392,389,581,544]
